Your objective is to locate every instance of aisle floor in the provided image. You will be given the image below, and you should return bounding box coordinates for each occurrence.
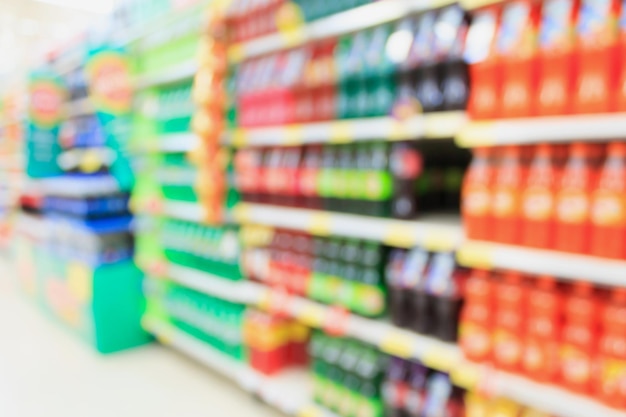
[0,259,283,417]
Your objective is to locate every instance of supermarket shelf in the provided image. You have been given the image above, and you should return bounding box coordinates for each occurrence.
[233,203,463,251]
[161,262,626,417]
[28,176,120,198]
[162,200,206,222]
[65,97,95,118]
[457,241,626,287]
[228,0,456,63]
[143,315,337,417]
[457,113,626,147]
[162,262,461,369]
[222,112,466,147]
[135,61,197,90]
[131,132,199,153]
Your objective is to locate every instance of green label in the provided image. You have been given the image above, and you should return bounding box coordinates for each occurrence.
[353,284,385,317]
[364,171,393,201]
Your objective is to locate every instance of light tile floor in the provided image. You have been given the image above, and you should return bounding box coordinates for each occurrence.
[0,257,282,417]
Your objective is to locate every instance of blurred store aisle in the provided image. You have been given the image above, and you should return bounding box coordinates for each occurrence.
[0,257,282,417]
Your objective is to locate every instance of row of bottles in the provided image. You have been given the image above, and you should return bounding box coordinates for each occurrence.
[161,219,242,280]
[468,0,626,119]
[233,5,469,127]
[148,279,246,360]
[386,249,466,343]
[463,142,626,260]
[460,270,626,410]
[243,229,387,317]
[234,142,467,219]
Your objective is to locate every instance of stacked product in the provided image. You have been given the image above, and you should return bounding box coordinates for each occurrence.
[234,142,468,219]
[467,0,626,119]
[460,269,626,410]
[146,278,246,360]
[16,32,149,353]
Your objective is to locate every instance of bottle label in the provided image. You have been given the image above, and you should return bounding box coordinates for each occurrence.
[600,358,626,400]
[299,169,319,197]
[463,185,491,215]
[493,188,517,217]
[354,284,385,316]
[561,345,592,384]
[460,322,491,359]
[592,191,626,225]
[557,190,590,223]
[494,328,523,365]
[523,188,554,220]
[364,171,393,201]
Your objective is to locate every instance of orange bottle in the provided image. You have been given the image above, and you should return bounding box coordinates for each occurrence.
[521,144,569,249]
[590,142,626,259]
[523,276,563,383]
[536,0,580,115]
[460,269,495,363]
[492,145,534,245]
[463,148,498,241]
[597,288,626,409]
[573,0,622,114]
[497,0,542,118]
[465,6,502,120]
[560,282,600,394]
[493,272,528,373]
[555,143,605,254]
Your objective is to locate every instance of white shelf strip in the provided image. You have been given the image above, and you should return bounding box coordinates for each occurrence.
[457,241,626,287]
[135,61,197,90]
[457,113,626,148]
[229,0,456,63]
[28,176,120,198]
[222,112,467,147]
[143,315,338,417]
[159,262,626,417]
[233,203,463,251]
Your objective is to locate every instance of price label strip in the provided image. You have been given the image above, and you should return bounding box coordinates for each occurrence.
[308,212,332,236]
[456,241,495,269]
[323,306,351,337]
[379,331,415,359]
[329,121,354,144]
[384,222,416,248]
[456,122,497,148]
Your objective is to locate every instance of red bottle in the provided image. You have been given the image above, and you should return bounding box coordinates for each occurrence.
[560,282,600,394]
[554,143,605,254]
[597,289,626,409]
[491,145,534,245]
[590,142,626,259]
[497,0,541,118]
[536,0,580,115]
[460,269,495,363]
[493,272,528,373]
[573,0,622,114]
[523,276,563,383]
[462,148,498,241]
[521,144,569,249]
[465,6,501,120]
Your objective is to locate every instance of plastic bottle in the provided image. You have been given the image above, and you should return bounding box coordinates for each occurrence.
[464,6,501,119]
[597,288,626,409]
[521,143,569,249]
[492,145,534,245]
[460,269,494,362]
[493,271,528,372]
[299,145,323,210]
[497,0,541,118]
[523,276,563,383]
[555,143,605,254]
[573,0,621,113]
[560,282,600,394]
[536,0,579,115]
[590,141,626,259]
[389,142,422,220]
[615,4,626,110]
[462,148,497,241]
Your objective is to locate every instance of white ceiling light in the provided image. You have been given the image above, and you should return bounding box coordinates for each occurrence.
[33,0,115,14]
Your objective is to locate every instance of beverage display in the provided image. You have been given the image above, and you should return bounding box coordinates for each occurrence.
[459,269,626,410]
[234,142,468,219]
[161,218,243,280]
[386,249,467,342]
